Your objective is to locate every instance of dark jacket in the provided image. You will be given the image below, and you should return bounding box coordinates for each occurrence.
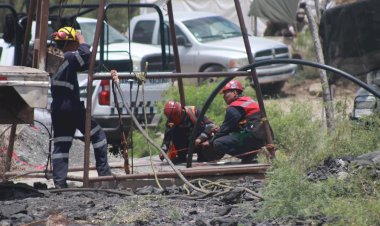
[50,43,91,112]
[162,106,215,149]
[211,96,264,144]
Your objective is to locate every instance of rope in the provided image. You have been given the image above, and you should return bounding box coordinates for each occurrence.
[111,80,131,174]
[184,178,263,200]
[140,62,163,190]
[111,74,209,194]
[112,68,163,189]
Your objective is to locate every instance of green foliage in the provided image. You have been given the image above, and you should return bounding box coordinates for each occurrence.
[291,28,319,85]
[130,127,162,158]
[267,100,325,170]
[256,163,330,219]
[255,101,380,224]
[324,198,380,226]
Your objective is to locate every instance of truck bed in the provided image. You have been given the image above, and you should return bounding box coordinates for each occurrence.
[0,66,49,124]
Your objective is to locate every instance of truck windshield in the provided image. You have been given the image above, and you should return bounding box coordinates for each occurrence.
[183,16,242,43]
[80,22,129,46]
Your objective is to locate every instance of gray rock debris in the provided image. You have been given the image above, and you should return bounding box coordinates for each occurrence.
[307,151,380,182]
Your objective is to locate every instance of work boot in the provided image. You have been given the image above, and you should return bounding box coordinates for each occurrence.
[54,182,68,189]
[171,156,187,165]
[197,155,208,162]
[240,155,258,164]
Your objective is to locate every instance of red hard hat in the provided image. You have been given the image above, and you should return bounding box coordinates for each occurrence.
[222,80,243,92]
[164,101,183,125]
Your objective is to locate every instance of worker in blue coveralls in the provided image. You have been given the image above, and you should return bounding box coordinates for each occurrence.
[50,27,111,188]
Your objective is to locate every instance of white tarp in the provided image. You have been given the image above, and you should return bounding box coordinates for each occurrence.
[248,0,300,23]
[139,0,264,35]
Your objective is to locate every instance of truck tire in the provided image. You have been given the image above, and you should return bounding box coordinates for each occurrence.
[256,81,286,96]
[199,65,225,85]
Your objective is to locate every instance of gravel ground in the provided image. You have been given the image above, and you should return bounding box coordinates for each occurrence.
[1,176,335,226]
[0,124,337,226]
[1,82,377,225]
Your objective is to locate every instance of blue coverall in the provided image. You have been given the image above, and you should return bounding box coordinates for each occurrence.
[50,43,111,188]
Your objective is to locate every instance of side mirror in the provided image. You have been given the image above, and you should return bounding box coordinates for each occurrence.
[176,35,191,47]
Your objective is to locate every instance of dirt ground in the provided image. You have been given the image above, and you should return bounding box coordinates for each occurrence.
[0,78,359,225]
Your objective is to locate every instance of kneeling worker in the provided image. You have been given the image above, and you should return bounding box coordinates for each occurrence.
[206,80,272,163]
[161,101,218,164]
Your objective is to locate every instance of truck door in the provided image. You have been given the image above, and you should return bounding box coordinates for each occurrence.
[161,23,194,72]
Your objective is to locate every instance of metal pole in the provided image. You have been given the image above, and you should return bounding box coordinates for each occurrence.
[32,0,41,68]
[93,71,250,80]
[234,0,274,154]
[84,0,106,187]
[166,0,186,106]
[21,0,36,67]
[38,0,49,71]
[5,124,17,172]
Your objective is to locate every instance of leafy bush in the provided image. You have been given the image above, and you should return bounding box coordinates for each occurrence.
[255,101,380,224]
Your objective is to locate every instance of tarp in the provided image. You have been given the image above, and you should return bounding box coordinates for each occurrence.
[319,0,380,76]
[139,0,259,35]
[248,0,300,23]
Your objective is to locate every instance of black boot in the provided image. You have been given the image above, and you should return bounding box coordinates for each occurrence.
[171,156,187,165]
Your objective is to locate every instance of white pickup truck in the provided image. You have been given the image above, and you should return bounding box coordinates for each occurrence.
[1,17,172,150]
[129,11,297,94]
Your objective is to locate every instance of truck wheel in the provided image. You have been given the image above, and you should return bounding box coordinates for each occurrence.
[256,81,286,96]
[199,65,225,85]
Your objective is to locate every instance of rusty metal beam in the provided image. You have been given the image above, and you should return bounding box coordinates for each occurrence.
[93,71,251,80]
[68,164,269,182]
[234,0,274,155]
[166,0,186,106]
[5,124,17,172]
[21,0,37,67]
[4,164,268,180]
[84,0,106,187]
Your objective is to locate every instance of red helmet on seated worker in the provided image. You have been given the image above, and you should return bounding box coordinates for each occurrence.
[52,27,77,41]
[222,80,243,93]
[164,101,183,125]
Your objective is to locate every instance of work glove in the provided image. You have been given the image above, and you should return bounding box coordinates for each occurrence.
[159,145,168,161]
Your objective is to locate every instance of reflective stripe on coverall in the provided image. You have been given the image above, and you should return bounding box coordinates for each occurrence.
[51,43,111,187]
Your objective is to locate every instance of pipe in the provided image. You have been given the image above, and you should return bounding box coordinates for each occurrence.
[84,0,106,187]
[240,59,380,99]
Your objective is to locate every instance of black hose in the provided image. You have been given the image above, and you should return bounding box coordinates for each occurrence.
[186,58,380,168]
[33,119,53,179]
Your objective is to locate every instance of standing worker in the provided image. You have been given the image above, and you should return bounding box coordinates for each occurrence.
[206,80,272,163]
[50,27,111,188]
[161,101,218,164]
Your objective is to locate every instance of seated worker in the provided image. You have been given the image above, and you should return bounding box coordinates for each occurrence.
[161,100,218,164]
[205,80,272,163]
